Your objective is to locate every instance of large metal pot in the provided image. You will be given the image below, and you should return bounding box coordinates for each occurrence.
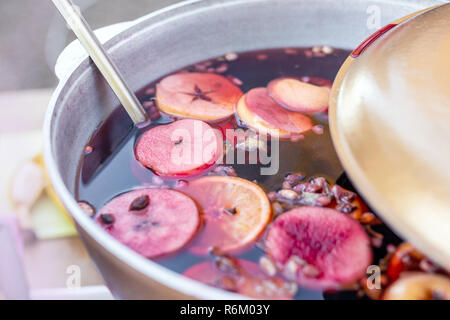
[44,0,445,299]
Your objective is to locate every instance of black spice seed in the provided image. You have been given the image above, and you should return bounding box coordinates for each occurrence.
[100,213,115,225]
[129,195,150,211]
[223,207,237,215]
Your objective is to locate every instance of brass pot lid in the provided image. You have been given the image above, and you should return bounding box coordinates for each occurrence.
[330,4,450,270]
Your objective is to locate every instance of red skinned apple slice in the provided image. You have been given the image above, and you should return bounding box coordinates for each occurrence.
[135,119,223,178]
[183,259,293,299]
[96,188,200,258]
[268,77,330,113]
[235,88,312,139]
[180,176,272,255]
[386,243,424,282]
[265,206,372,290]
[156,73,243,122]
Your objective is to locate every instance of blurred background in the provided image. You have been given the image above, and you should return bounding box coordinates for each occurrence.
[0,0,181,90]
[0,0,182,300]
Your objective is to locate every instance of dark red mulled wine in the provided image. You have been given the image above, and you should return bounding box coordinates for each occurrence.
[76,47,448,300]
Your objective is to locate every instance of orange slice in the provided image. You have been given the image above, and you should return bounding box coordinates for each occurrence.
[268,77,330,113]
[235,88,312,139]
[180,176,272,254]
[156,73,243,122]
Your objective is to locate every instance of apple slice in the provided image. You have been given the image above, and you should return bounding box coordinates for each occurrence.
[300,76,333,88]
[268,77,330,113]
[235,88,312,139]
[265,206,372,290]
[135,119,223,178]
[96,188,200,258]
[156,73,243,123]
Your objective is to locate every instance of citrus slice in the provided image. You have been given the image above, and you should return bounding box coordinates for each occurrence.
[235,88,312,139]
[266,206,372,290]
[268,77,330,113]
[156,73,243,122]
[180,176,272,254]
[96,188,200,258]
[183,259,293,299]
[135,119,223,178]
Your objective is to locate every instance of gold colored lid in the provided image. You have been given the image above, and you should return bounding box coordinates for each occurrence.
[330,4,450,270]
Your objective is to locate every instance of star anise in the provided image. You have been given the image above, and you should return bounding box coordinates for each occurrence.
[184,85,214,102]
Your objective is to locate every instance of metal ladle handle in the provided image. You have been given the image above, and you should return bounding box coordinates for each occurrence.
[52,0,148,124]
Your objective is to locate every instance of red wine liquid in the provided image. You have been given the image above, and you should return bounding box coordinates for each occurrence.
[76,48,399,299]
